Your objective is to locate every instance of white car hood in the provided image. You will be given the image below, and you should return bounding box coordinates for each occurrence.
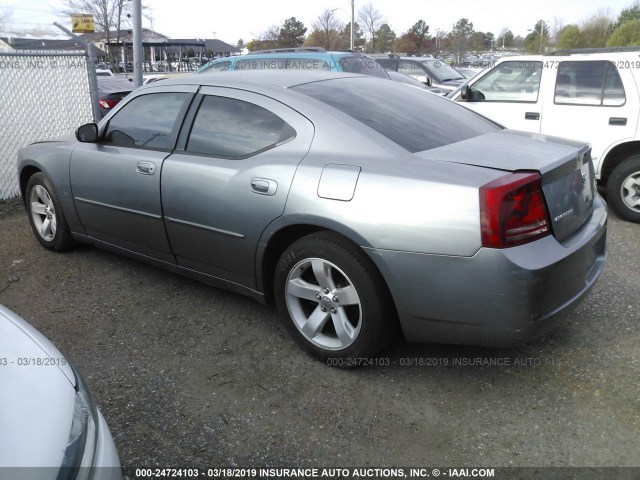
[0,305,76,468]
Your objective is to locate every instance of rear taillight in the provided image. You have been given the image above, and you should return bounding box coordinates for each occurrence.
[98,99,118,109]
[480,172,551,248]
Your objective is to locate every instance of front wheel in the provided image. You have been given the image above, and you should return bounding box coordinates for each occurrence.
[606,155,640,223]
[274,232,395,364]
[25,173,75,251]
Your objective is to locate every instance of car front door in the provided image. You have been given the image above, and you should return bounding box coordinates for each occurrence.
[160,87,315,288]
[454,60,545,132]
[70,85,197,262]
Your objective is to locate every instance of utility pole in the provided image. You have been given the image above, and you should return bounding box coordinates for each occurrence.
[132,0,143,88]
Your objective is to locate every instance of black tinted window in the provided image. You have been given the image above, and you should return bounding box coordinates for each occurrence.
[555,61,625,106]
[293,77,500,153]
[186,96,296,158]
[105,93,189,150]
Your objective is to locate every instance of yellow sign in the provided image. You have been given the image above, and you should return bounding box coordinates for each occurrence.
[71,14,95,33]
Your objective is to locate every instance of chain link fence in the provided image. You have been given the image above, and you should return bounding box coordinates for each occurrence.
[0,51,94,199]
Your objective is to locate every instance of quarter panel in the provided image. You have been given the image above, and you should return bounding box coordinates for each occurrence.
[286,149,502,256]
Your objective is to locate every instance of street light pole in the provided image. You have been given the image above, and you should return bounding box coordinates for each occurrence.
[538,20,546,54]
[350,0,354,51]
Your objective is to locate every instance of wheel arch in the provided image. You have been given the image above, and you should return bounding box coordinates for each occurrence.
[600,141,640,184]
[19,164,42,203]
[257,220,399,326]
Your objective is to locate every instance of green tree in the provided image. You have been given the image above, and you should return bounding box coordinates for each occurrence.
[340,21,365,50]
[555,24,582,49]
[524,20,550,53]
[609,1,640,34]
[496,29,514,49]
[471,31,493,51]
[279,17,307,47]
[237,39,245,49]
[608,18,640,45]
[409,20,430,52]
[580,15,611,47]
[374,23,396,52]
[449,18,474,61]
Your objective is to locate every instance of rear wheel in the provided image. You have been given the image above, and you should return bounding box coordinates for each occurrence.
[26,173,75,251]
[606,155,640,223]
[274,232,395,365]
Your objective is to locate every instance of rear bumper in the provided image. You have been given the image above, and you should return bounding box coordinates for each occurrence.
[366,195,607,347]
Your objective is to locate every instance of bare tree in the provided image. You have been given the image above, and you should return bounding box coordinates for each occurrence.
[59,0,133,66]
[311,9,344,50]
[357,2,384,53]
[0,6,12,32]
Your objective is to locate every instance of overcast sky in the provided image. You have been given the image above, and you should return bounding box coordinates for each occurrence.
[1,0,634,42]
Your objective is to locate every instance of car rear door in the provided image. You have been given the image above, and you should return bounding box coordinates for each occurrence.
[161,87,315,289]
[70,85,197,262]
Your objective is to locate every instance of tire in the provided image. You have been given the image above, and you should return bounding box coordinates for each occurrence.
[274,232,396,365]
[606,155,640,223]
[25,173,75,251]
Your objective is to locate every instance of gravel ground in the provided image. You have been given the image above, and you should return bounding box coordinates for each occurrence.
[1,196,639,471]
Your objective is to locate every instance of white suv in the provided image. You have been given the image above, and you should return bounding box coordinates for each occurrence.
[449,48,640,223]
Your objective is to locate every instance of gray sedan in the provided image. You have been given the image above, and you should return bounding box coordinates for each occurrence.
[18,71,607,364]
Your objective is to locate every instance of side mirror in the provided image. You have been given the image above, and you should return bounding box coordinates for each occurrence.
[415,75,432,87]
[76,123,98,143]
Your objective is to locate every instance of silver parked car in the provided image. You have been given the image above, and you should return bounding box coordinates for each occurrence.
[0,305,122,479]
[18,71,607,363]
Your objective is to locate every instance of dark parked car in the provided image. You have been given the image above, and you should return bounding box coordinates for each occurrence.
[18,71,607,364]
[96,77,133,117]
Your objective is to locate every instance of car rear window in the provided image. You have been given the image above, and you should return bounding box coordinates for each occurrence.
[338,56,389,78]
[292,77,500,152]
[235,58,330,70]
[186,95,296,158]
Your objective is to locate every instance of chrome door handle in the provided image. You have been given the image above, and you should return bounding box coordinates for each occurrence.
[250,178,277,196]
[136,161,156,175]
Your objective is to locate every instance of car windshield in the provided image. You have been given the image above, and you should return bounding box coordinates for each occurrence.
[423,61,465,83]
[293,77,500,153]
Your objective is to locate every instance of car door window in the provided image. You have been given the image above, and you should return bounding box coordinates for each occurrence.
[186,95,296,159]
[471,61,542,102]
[104,92,190,150]
[555,61,625,107]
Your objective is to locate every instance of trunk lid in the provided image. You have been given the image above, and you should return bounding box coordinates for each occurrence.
[416,130,598,243]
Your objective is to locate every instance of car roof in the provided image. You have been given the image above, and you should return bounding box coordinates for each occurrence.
[212,51,371,63]
[496,52,640,62]
[146,69,367,90]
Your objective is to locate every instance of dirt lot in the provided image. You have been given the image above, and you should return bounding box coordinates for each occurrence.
[1,197,639,472]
